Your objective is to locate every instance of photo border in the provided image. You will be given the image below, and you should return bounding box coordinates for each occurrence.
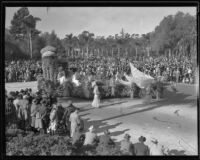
[1,0,199,160]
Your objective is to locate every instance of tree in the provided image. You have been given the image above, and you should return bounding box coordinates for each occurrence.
[41,30,65,56]
[64,33,79,58]
[32,36,46,59]
[150,11,196,58]
[78,31,94,58]
[5,28,28,60]
[10,7,41,59]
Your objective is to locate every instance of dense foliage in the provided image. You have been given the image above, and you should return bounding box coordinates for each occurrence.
[6,133,123,156]
[6,8,196,60]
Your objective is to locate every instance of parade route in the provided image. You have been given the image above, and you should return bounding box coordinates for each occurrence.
[5,82,198,155]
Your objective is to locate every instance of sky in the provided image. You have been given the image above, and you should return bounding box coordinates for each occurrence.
[5,7,196,39]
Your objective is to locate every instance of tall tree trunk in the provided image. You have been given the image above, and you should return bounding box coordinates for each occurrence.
[147,47,150,57]
[125,48,128,58]
[118,46,120,58]
[86,44,89,58]
[81,48,84,59]
[68,49,70,57]
[135,47,137,59]
[112,48,114,58]
[29,32,32,59]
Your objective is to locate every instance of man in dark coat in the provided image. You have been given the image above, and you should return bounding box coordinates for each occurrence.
[5,96,17,127]
[39,99,48,134]
[133,136,150,155]
[98,129,115,147]
[61,100,77,131]
[96,129,115,155]
[120,134,134,155]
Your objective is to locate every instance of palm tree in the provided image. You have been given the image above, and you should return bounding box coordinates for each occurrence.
[78,31,94,58]
[22,15,41,59]
[64,33,74,57]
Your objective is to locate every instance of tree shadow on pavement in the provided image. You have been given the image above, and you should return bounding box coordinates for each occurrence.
[80,101,128,112]
[83,118,129,137]
[96,89,197,122]
[128,87,196,109]
[100,101,128,109]
[110,129,130,137]
[167,149,186,155]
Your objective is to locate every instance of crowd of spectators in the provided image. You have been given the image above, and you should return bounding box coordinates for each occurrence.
[69,55,196,84]
[5,60,43,83]
[5,88,168,155]
[5,55,196,84]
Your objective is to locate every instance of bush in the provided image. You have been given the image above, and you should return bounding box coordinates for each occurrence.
[114,83,130,98]
[6,133,73,156]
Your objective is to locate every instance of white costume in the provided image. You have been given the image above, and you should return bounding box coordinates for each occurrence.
[92,83,100,108]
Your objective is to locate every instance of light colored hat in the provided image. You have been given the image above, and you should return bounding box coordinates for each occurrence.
[23,95,28,99]
[52,104,57,109]
[88,125,94,132]
[151,138,158,144]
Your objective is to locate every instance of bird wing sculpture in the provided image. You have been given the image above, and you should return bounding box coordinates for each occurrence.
[119,63,154,89]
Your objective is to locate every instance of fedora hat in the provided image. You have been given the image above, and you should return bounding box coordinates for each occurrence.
[139,136,146,142]
[124,134,131,139]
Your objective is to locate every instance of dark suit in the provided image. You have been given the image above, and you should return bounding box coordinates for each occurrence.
[62,104,77,130]
[133,142,150,155]
[99,134,115,146]
[120,139,135,155]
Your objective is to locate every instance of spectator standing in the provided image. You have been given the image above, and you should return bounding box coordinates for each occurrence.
[69,108,80,138]
[120,134,134,155]
[133,136,150,156]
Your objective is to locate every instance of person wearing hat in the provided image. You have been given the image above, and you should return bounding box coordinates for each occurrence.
[5,95,17,127]
[133,136,150,155]
[18,94,30,130]
[61,100,77,132]
[83,125,99,146]
[120,134,135,155]
[30,98,39,129]
[34,100,43,133]
[150,138,166,155]
[39,99,48,134]
[69,108,81,138]
[48,103,58,135]
[98,129,115,148]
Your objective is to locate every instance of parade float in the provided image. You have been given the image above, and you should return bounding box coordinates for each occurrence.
[37,46,164,100]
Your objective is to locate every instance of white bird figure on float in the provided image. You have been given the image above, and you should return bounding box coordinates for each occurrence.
[118,63,154,89]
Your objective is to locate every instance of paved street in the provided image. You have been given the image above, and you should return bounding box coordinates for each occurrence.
[5,82,198,155]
